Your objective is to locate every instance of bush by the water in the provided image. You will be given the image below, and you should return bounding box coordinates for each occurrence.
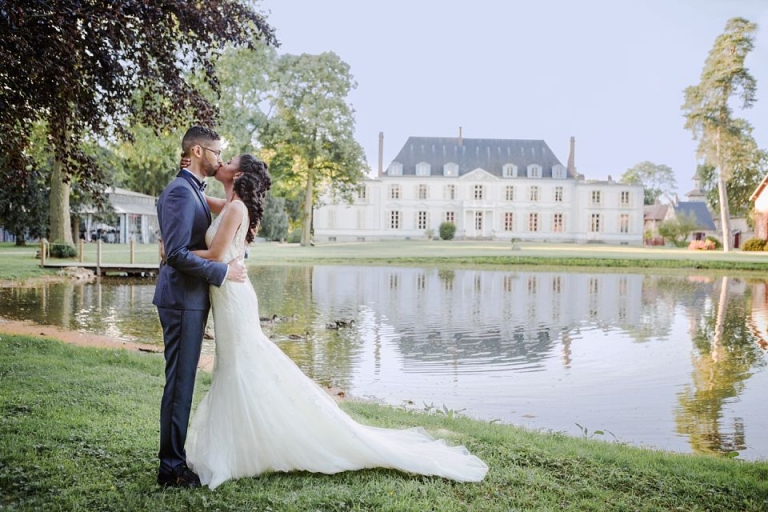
[439,222,456,240]
[50,240,77,258]
[742,238,766,251]
[287,228,302,243]
[688,239,715,250]
[705,235,722,250]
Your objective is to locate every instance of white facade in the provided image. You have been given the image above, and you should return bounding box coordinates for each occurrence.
[315,137,644,244]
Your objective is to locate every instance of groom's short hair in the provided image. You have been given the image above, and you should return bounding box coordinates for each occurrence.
[181,126,220,156]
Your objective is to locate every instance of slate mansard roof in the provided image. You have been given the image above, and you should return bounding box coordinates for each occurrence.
[386,137,569,178]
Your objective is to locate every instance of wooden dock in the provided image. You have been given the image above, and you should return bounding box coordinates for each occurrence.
[39,239,160,277]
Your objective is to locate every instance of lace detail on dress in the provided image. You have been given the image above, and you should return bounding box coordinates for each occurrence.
[205,200,249,262]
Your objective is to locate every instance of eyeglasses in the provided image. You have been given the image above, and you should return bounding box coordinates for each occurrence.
[201,146,222,159]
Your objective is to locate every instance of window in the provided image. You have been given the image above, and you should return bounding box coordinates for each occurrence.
[527,165,541,178]
[390,211,401,229]
[552,276,562,293]
[388,163,403,176]
[417,211,428,230]
[554,186,563,202]
[418,184,428,200]
[553,213,563,232]
[619,214,629,233]
[504,212,514,231]
[475,211,483,230]
[505,186,515,201]
[590,213,601,232]
[620,190,631,206]
[445,211,455,224]
[445,184,456,200]
[591,190,601,205]
[389,184,400,199]
[552,164,566,179]
[443,162,458,176]
[529,186,539,202]
[503,164,517,178]
[528,213,539,232]
[415,162,431,176]
[473,185,484,200]
[357,185,367,200]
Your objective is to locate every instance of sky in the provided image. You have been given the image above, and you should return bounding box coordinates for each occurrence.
[264,0,768,195]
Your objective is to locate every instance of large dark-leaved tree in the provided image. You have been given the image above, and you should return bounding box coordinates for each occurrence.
[0,1,276,247]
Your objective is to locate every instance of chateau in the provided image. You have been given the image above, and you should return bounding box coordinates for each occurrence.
[313,133,644,244]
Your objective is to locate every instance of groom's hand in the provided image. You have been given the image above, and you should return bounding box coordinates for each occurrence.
[226,259,248,282]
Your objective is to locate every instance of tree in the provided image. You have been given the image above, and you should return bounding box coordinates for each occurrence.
[259,194,290,242]
[0,1,276,247]
[695,121,767,223]
[682,17,758,252]
[259,52,368,247]
[0,164,48,245]
[657,212,701,247]
[619,161,677,205]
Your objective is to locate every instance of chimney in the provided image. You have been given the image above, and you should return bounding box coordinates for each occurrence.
[378,131,384,176]
[567,136,576,176]
[458,126,463,146]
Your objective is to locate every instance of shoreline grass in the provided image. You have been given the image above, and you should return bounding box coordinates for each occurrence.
[1,334,766,511]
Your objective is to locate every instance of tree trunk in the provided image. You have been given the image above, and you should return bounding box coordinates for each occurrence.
[300,171,314,247]
[716,126,732,252]
[50,154,74,246]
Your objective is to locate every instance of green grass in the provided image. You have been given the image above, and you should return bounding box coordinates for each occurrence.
[1,334,766,511]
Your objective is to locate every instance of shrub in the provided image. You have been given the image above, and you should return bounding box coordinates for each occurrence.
[50,240,77,258]
[286,228,302,243]
[439,222,456,240]
[688,239,715,251]
[742,238,766,251]
[705,235,722,250]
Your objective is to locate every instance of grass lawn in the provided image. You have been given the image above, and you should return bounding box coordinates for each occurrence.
[1,334,766,511]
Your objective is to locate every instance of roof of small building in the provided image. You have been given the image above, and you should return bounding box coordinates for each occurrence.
[674,201,716,230]
[386,137,568,178]
[643,203,669,221]
[750,172,768,202]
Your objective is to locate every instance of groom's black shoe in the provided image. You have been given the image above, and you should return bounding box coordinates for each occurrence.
[157,464,201,488]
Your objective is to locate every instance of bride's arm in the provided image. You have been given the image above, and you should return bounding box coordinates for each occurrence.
[193,201,245,262]
[206,195,226,215]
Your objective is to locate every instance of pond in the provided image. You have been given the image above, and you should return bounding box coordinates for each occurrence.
[1,265,766,460]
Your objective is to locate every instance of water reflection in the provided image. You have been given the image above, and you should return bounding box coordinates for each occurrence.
[0,267,766,459]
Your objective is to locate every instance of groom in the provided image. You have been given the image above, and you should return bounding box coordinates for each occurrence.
[153,126,247,488]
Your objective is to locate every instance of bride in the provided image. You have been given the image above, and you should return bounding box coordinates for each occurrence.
[185,154,488,489]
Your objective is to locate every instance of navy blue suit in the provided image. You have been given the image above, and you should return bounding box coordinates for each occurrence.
[153,170,227,477]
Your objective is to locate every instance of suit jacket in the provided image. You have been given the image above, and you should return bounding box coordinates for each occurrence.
[152,170,228,310]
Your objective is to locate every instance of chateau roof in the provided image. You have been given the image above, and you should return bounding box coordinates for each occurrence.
[386,137,568,178]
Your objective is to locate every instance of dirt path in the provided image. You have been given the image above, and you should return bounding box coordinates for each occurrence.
[0,318,215,372]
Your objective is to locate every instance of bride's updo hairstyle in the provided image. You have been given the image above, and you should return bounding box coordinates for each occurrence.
[234,154,272,244]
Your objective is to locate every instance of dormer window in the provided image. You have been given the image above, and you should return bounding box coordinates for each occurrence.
[415,162,431,176]
[502,163,518,178]
[443,162,458,177]
[527,164,541,178]
[388,162,403,176]
[552,164,566,179]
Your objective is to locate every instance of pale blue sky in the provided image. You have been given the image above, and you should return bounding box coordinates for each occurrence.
[265,0,768,194]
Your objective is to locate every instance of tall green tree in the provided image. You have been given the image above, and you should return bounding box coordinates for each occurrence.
[0,1,276,247]
[682,17,758,252]
[619,161,677,205]
[259,52,368,247]
[695,121,768,223]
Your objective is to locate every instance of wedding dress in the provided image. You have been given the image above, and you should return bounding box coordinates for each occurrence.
[186,202,488,489]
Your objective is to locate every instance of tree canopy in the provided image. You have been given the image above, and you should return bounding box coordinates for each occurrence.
[619,161,677,205]
[0,1,276,246]
[682,17,759,252]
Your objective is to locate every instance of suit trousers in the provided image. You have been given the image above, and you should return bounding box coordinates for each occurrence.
[157,307,208,475]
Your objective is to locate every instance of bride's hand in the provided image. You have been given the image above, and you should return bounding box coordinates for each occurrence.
[226,258,247,282]
[180,155,191,169]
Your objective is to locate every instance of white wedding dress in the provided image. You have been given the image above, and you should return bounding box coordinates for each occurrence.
[186,202,488,489]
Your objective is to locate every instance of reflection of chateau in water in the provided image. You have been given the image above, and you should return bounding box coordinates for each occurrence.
[312,266,647,368]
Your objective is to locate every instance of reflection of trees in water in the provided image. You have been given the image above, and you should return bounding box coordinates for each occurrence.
[675,277,766,456]
[251,266,360,389]
[630,275,710,342]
